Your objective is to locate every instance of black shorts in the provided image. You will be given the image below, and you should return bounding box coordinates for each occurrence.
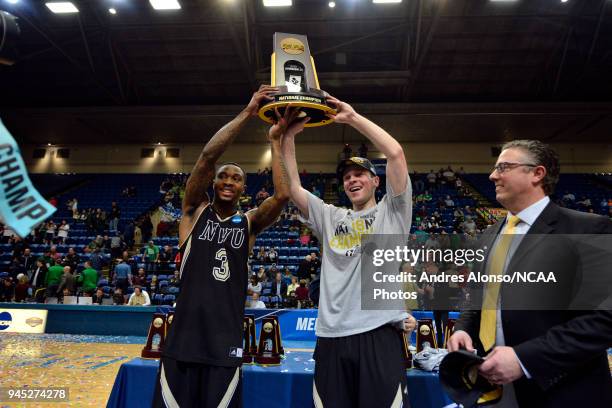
[313,324,410,408]
[152,357,242,408]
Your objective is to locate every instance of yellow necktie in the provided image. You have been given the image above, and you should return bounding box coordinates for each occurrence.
[479,215,521,351]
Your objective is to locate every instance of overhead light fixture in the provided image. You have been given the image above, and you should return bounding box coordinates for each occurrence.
[373,0,402,3]
[561,0,568,2]
[329,1,335,7]
[6,0,20,5]
[109,8,117,14]
[263,0,292,7]
[45,2,79,13]
[149,0,181,10]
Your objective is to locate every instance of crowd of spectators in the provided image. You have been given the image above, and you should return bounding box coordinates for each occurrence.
[1,168,608,315]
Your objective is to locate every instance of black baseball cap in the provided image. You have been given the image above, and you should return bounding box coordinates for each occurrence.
[337,157,377,177]
[439,350,502,408]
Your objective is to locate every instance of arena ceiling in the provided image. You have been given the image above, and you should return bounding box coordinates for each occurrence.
[1,0,611,145]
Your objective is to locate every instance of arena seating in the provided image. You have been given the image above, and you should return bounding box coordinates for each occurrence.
[464,173,611,216]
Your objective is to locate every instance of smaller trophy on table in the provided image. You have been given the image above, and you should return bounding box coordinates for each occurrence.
[141,313,167,358]
[243,314,257,364]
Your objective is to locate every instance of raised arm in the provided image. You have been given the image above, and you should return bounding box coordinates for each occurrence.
[182,85,278,217]
[326,95,408,195]
[278,110,310,218]
[248,107,306,238]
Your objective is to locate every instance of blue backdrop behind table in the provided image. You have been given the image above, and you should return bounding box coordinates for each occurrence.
[107,309,456,408]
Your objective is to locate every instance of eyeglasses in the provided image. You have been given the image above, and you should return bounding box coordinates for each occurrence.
[492,162,538,174]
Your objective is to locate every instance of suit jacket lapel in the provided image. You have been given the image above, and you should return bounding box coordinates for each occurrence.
[506,201,558,273]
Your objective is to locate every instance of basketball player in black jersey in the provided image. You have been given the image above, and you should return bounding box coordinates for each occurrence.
[152,86,304,408]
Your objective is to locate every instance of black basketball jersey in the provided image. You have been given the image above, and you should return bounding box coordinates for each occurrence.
[164,204,250,366]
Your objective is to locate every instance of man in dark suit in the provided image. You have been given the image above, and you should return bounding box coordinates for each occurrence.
[447,140,612,407]
[271,271,288,300]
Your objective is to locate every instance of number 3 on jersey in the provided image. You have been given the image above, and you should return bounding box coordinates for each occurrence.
[213,248,230,282]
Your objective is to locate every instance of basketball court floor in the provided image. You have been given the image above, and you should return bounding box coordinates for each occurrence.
[0,333,316,407]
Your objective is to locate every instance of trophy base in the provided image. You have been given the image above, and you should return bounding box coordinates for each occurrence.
[242,355,254,364]
[254,354,281,365]
[258,91,336,127]
[141,348,162,359]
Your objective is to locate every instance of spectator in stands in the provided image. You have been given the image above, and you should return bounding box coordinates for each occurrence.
[169,270,180,288]
[128,286,151,306]
[45,262,64,299]
[256,247,267,262]
[267,264,279,280]
[110,233,123,259]
[89,248,105,272]
[427,169,437,190]
[309,252,321,274]
[109,201,121,232]
[444,195,455,207]
[311,185,321,198]
[57,220,70,244]
[70,198,79,218]
[57,266,76,298]
[267,247,278,264]
[78,261,99,296]
[112,288,125,305]
[442,166,455,181]
[8,256,24,280]
[297,255,313,282]
[248,292,266,309]
[282,267,293,285]
[287,276,299,296]
[358,142,368,158]
[0,276,15,301]
[31,259,47,302]
[20,248,35,277]
[271,272,287,300]
[92,288,105,305]
[248,275,262,295]
[342,143,352,159]
[101,235,112,253]
[256,187,270,206]
[461,216,477,233]
[256,267,267,283]
[14,273,29,302]
[140,213,153,243]
[123,221,135,250]
[300,226,312,246]
[577,196,592,210]
[143,241,159,274]
[113,259,132,292]
[562,191,576,202]
[44,221,56,245]
[158,245,173,272]
[134,222,143,247]
[62,247,80,273]
[295,279,309,302]
[134,267,147,287]
[2,224,16,243]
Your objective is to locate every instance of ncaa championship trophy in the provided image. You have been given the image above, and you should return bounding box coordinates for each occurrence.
[416,318,438,352]
[258,32,336,127]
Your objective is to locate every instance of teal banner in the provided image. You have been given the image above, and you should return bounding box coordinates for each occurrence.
[0,120,56,238]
